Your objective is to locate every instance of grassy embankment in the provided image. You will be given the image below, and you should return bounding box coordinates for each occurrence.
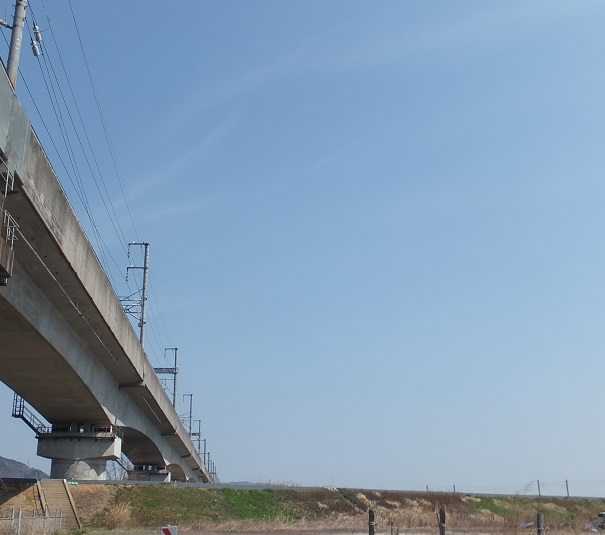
[69,484,605,533]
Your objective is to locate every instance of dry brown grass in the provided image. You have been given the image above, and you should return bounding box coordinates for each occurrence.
[0,520,60,535]
[186,515,367,534]
[69,484,118,525]
[68,485,605,535]
[105,502,132,530]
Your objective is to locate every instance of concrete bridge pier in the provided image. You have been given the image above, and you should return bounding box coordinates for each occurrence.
[37,424,122,480]
[129,465,172,482]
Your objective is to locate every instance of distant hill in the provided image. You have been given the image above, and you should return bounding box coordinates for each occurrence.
[0,456,48,479]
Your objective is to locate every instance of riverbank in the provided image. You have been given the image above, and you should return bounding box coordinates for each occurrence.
[68,484,605,533]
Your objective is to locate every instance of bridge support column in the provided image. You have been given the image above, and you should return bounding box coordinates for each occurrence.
[37,424,122,480]
[128,465,171,482]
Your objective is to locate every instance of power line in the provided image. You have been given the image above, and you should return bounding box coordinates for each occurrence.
[7,0,184,390]
[66,0,140,242]
[36,1,131,253]
[27,19,117,284]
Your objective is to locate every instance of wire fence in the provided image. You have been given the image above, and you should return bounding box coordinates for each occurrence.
[425,479,605,498]
[0,509,63,535]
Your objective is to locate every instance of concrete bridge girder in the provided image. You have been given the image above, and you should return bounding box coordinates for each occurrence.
[0,264,199,479]
[1,260,205,478]
[0,61,210,482]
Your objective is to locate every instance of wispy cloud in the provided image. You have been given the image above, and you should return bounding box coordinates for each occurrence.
[127,110,242,199]
[177,0,604,118]
[129,0,605,219]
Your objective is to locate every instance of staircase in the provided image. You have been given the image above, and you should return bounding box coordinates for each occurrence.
[38,480,81,530]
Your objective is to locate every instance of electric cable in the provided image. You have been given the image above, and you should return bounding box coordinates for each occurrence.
[60,3,174,363]
[34,2,131,252]
[27,4,121,285]
[8,1,186,421]
[66,0,140,242]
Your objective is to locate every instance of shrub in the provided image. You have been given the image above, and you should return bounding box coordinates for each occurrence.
[105,502,131,530]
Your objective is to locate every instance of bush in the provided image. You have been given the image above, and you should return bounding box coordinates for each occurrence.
[105,502,131,530]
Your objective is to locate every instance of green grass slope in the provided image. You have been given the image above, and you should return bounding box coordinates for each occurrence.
[69,484,605,533]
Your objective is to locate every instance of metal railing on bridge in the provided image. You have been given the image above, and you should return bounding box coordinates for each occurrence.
[3,208,18,247]
[0,150,17,281]
[12,393,123,439]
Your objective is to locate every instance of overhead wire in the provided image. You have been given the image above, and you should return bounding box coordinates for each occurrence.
[2,18,115,287]
[150,283,174,354]
[36,1,131,253]
[126,246,170,366]
[25,8,117,284]
[4,11,151,359]
[7,0,181,382]
[2,4,213,471]
[59,3,174,366]
[62,2,177,364]
[28,2,168,367]
[21,68,127,288]
[65,0,140,242]
[28,3,131,288]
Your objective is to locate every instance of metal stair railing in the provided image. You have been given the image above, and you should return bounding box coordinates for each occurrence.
[12,394,52,436]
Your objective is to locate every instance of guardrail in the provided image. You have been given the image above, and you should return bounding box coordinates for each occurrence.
[0,151,14,198]
[3,209,18,248]
[12,393,124,439]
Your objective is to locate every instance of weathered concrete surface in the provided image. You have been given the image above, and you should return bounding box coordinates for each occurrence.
[0,62,209,482]
[0,235,14,278]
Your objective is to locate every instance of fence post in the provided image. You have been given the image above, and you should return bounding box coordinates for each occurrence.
[17,508,22,535]
[369,509,375,535]
[439,507,446,535]
[537,512,544,535]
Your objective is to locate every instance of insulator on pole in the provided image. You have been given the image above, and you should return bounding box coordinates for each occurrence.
[33,23,42,42]
[30,38,39,57]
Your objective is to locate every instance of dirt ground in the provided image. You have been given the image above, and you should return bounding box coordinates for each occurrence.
[68,483,118,524]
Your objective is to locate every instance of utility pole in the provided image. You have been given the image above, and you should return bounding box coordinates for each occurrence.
[192,419,202,452]
[202,439,207,468]
[6,0,27,89]
[154,348,178,407]
[123,242,150,347]
[183,393,193,435]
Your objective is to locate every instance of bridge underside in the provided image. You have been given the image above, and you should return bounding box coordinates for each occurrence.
[0,286,107,423]
[0,58,210,482]
[0,260,192,478]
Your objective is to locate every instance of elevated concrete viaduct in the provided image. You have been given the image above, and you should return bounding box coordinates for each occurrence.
[0,62,210,482]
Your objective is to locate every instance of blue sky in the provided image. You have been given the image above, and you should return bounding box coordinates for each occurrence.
[1,0,605,494]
